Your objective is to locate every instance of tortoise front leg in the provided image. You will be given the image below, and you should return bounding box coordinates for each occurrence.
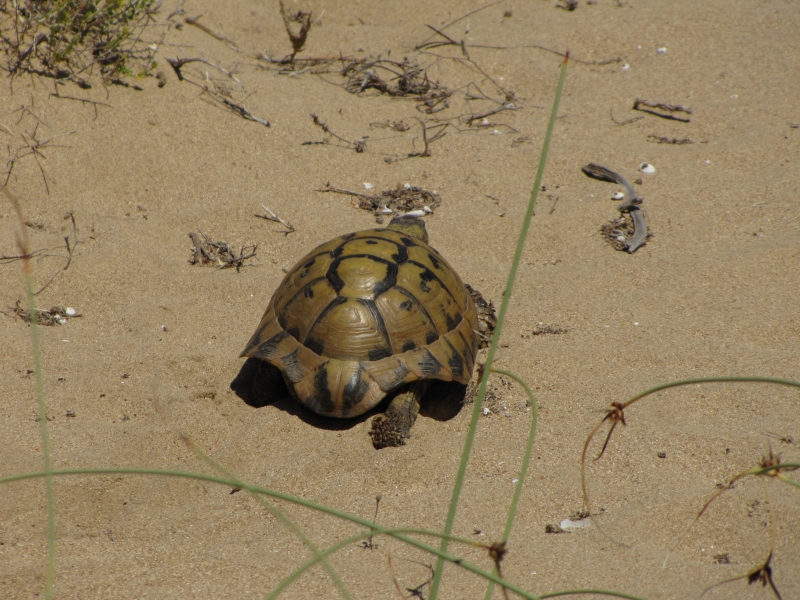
[369,381,428,449]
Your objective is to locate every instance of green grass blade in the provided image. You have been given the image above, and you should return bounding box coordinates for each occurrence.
[27,270,57,600]
[429,51,570,600]
[178,438,354,600]
[8,190,58,600]
[267,528,478,600]
[0,468,539,599]
[483,369,538,600]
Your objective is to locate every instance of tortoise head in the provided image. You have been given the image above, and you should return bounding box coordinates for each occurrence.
[387,215,429,244]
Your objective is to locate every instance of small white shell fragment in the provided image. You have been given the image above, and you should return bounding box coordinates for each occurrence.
[404,209,425,218]
[621,63,630,71]
[657,46,667,54]
[638,162,656,174]
[705,160,711,164]
[65,307,77,316]
[616,235,626,242]
[560,518,591,530]
[422,205,433,214]
[512,478,519,484]
[481,118,489,126]
[57,318,68,325]
[612,191,624,200]
[378,207,393,215]
[363,182,374,190]
[492,129,501,135]
[482,407,491,416]
[403,183,411,189]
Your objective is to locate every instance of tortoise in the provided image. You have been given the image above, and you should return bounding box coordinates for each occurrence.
[240,215,481,448]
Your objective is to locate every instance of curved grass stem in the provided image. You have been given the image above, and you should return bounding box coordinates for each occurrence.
[428,51,570,600]
[581,376,800,550]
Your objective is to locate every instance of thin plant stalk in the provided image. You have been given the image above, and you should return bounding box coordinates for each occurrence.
[0,468,647,600]
[179,435,353,600]
[581,376,800,529]
[8,190,57,599]
[429,51,570,600]
[484,368,538,600]
[0,469,534,600]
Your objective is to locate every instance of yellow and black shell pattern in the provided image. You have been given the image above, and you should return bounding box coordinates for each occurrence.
[240,226,478,418]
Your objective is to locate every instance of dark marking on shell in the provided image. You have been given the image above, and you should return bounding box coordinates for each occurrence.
[428,253,441,269]
[457,328,475,371]
[287,326,301,340]
[305,337,325,355]
[256,331,289,360]
[303,287,314,299]
[312,366,335,414]
[399,300,413,311]
[443,337,464,375]
[400,237,416,247]
[402,339,416,352]
[366,240,378,245]
[418,348,443,376]
[426,331,440,344]
[371,260,398,298]
[419,268,435,293]
[341,366,370,415]
[391,243,409,265]
[281,348,305,382]
[342,233,357,241]
[304,296,348,345]
[444,310,462,332]
[299,257,316,278]
[326,261,346,293]
[368,347,393,361]
[397,287,436,331]
[330,243,346,259]
[359,298,392,348]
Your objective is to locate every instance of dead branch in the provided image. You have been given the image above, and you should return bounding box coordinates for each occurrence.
[255,205,294,234]
[184,16,240,51]
[188,232,258,271]
[310,114,366,152]
[34,212,78,295]
[633,98,692,122]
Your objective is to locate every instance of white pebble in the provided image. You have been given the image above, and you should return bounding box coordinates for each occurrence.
[621,63,630,71]
[57,318,68,325]
[363,182,374,190]
[482,407,491,416]
[612,191,624,200]
[422,205,433,214]
[404,209,425,218]
[616,235,626,242]
[403,183,411,189]
[657,46,667,54]
[638,162,656,174]
[492,129,501,135]
[65,307,77,316]
[560,518,591,530]
[512,478,519,484]
[378,207,393,215]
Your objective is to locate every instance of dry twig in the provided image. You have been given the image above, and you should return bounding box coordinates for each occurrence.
[188,232,258,271]
[633,98,692,122]
[255,205,294,234]
[317,183,441,223]
[309,114,366,152]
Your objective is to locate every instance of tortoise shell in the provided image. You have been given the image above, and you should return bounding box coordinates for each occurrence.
[240,223,478,418]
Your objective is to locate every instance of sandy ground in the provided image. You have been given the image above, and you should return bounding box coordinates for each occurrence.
[1,1,799,598]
